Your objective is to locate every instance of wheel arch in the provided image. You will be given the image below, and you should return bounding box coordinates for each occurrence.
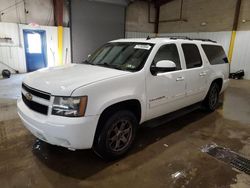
[210,78,223,93]
[93,99,142,144]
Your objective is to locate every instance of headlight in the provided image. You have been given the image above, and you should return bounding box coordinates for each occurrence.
[52,96,87,117]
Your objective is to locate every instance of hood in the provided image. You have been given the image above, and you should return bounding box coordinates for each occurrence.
[23,64,130,96]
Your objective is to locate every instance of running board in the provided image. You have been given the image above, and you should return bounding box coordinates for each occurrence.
[142,102,203,128]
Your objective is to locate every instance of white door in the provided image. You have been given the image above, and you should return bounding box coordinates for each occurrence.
[180,43,208,104]
[146,44,187,120]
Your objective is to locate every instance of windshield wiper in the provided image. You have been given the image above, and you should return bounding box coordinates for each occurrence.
[82,60,95,65]
[97,62,123,70]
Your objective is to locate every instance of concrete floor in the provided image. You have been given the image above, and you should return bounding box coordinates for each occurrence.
[0,75,250,188]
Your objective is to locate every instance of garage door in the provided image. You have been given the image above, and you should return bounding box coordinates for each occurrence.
[70,0,126,63]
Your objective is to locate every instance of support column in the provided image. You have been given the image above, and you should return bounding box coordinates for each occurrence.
[154,5,160,35]
[58,26,63,65]
[228,0,242,63]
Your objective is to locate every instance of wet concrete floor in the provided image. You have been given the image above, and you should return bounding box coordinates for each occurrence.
[0,76,250,188]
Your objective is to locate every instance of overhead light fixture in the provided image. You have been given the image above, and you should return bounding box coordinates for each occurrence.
[242,19,250,23]
[200,22,207,26]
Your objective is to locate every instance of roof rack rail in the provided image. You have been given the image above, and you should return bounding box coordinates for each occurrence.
[146,36,217,43]
[146,36,191,40]
[169,36,192,40]
[191,38,217,43]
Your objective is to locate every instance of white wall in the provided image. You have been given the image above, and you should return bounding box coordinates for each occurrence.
[63,27,71,65]
[0,22,71,73]
[160,31,250,79]
[231,31,250,80]
[0,23,24,72]
[159,31,232,56]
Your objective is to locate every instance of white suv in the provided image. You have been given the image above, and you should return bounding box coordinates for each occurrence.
[17,37,229,160]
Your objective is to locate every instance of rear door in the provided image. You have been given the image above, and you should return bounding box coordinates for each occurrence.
[201,44,229,80]
[180,43,208,104]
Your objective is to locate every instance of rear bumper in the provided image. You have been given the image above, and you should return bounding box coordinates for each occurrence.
[17,98,99,149]
[221,79,230,93]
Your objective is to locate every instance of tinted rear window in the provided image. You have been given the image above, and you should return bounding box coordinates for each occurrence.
[202,45,228,65]
[182,44,202,69]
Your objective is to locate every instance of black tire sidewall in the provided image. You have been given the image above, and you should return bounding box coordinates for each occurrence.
[207,83,219,111]
[93,110,137,160]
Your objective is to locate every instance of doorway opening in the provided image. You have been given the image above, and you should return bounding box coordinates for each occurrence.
[23,30,47,72]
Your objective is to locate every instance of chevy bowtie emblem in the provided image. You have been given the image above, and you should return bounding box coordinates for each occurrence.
[25,93,33,101]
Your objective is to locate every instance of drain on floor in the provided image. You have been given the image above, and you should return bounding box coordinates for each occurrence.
[201,144,250,175]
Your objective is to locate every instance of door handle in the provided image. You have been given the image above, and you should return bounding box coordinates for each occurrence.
[176,76,184,81]
[199,72,207,76]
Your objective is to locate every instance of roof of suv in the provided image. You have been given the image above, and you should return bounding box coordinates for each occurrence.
[111,37,219,45]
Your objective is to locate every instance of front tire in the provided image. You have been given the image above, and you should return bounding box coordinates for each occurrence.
[93,110,138,161]
[203,82,220,112]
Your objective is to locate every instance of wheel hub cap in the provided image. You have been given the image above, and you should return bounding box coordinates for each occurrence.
[107,119,133,152]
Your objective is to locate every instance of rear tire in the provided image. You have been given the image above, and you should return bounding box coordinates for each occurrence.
[203,82,220,112]
[93,110,138,161]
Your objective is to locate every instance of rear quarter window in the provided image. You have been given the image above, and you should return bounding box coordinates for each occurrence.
[202,45,228,65]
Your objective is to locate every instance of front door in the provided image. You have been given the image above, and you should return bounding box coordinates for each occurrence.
[23,30,47,72]
[146,44,187,120]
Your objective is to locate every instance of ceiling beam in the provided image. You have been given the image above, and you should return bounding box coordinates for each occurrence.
[155,0,175,7]
[139,0,175,7]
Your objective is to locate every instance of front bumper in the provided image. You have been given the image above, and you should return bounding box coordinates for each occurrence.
[17,98,99,150]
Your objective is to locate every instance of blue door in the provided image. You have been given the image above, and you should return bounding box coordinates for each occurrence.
[23,30,47,72]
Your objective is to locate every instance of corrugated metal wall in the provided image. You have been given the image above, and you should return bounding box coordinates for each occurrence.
[126,31,250,80]
[125,31,231,52]
[0,23,22,73]
[158,32,232,54]
[0,22,71,73]
[0,26,249,79]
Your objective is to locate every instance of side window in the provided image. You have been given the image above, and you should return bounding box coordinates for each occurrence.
[152,44,181,70]
[202,45,229,65]
[182,44,202,69]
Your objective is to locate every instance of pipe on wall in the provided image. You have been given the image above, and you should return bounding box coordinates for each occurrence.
[155,5,160,33]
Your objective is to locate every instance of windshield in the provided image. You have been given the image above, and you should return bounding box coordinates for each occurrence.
[83,42,154,72]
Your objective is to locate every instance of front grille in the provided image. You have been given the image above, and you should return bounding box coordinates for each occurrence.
[22,83,51,100]
[22,94,49,115]
[21,83,51,115]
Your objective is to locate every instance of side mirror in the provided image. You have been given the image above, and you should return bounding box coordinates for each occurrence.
[150,60,177,75]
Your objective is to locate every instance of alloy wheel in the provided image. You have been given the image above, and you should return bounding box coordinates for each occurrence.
[107,119,133,152]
